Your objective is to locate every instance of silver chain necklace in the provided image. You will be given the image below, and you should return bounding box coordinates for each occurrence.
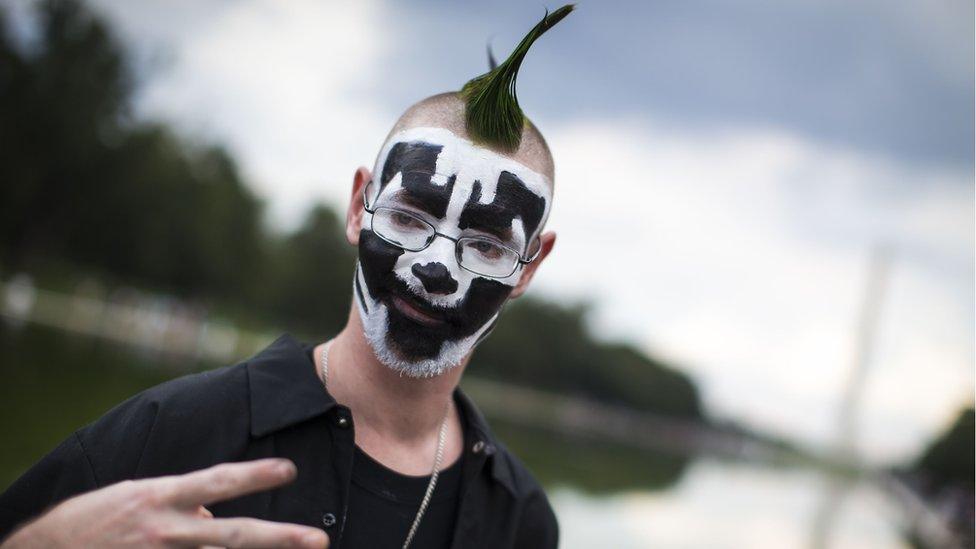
[319,340,450,549]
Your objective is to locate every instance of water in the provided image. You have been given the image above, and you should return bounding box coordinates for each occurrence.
[550,460,908,548]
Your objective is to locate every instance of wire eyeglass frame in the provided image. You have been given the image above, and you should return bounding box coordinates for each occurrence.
[361,179,541,279]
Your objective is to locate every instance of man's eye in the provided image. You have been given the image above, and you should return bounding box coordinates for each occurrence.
[471,241,503,259]
[391,212,423,229]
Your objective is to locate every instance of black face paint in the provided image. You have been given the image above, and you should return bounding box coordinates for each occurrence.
[458,171,547,245]
[411,262,459,294]
[358,229,513,361]
[379,142,456,219]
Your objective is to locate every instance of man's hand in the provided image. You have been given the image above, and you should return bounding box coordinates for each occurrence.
[1,458,328,549]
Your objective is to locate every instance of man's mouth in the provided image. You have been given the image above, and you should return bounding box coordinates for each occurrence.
[389,293,449,327]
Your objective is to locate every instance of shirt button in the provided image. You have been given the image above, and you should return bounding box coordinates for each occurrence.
[472,440,485,453]
[335,416,350,428]
[322,512,337,528]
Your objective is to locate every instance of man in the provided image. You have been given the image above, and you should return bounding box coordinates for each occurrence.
[0,6,572,548]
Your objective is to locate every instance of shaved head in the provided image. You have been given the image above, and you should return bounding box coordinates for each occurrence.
[381,92,555,184]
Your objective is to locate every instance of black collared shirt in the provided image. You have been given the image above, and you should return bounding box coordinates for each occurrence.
[0,334,559,548]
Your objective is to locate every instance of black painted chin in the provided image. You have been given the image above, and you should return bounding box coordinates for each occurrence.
[383,294,455,360]
[358,229,512,362]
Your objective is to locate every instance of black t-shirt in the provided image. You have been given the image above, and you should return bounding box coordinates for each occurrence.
[306,346,464,548]
[342,443,463,548]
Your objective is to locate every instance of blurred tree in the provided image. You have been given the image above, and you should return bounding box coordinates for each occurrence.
[83,129,267,301]
[0,0,131,270]
[263,205,357,337]
[905,407,975,549]
[914,407,974,488]
[0,1,266,305]
[475,298,703,419]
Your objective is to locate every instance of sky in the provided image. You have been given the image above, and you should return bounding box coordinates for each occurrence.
[54,0,976,464]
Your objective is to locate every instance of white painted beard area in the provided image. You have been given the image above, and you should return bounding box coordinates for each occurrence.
[354,264,500,379]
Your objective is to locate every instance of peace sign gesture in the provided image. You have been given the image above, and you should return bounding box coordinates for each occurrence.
[1,459,328,549]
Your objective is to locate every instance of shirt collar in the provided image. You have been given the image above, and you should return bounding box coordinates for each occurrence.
[453,384,517,495]
[246,333,336,438]
[245,333,517,495]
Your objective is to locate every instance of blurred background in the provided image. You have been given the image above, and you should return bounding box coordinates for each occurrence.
[0,1,973,547]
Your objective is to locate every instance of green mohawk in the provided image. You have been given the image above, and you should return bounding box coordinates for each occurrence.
[460,5,575,152]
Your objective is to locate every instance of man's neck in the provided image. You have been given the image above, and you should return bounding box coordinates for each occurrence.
[316,307,469,445]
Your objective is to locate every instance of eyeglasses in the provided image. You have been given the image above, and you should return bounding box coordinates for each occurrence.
[362,179,541,279]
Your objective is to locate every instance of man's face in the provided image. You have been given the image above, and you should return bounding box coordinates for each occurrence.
[355,126,552,377]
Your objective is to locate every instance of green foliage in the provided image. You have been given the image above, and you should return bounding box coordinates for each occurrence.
[459,5,574,151]
[475,298,703,419]
[77,129,266,301]
[0,0,132,271]
[0,1,264,306]
[262,205,357,337]
[914,407,975,488]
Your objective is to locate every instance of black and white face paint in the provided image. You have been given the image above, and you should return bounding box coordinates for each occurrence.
[355,127,552,377]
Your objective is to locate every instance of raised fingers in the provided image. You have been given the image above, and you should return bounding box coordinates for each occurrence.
[163,459,297,508]
[167,516,328,549]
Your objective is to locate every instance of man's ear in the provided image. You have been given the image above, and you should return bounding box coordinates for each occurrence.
[509,231,556,299]
[346,167,372,246]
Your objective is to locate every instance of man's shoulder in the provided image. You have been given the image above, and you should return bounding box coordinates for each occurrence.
[94,332,309,430]
[138,360,250,411]
[73,359,250,477]
[89,357,250,433]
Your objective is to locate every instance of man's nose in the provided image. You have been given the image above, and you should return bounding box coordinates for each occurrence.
[411,262,458,295]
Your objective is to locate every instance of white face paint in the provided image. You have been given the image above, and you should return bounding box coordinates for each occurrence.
[354,127,552,378]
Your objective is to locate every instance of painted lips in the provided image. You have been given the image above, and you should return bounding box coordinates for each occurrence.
[389,293,449,327]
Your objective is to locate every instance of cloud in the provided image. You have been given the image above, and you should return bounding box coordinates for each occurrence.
[387,0,974,165]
